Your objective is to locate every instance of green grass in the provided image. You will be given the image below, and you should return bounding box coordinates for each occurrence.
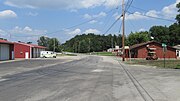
[126,59,180,69]
[92,52,115,56]
[57,53,77,57]
[175,64,180,69]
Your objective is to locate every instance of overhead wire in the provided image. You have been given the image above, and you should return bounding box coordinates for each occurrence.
[103,16,121,35]
[11,7,119,38]
[125,0,134,12]
[127,11,176,22]
[118,0,133,35]
[103,0,134,35]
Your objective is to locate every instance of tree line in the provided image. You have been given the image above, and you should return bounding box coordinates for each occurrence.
[62,33,122,53]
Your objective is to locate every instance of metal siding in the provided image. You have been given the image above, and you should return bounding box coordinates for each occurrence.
[14,43,31,58]
[0,44,10,60]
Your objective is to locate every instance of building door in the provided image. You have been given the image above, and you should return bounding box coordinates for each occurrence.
[0,44,10,60]
[25,52,29,59]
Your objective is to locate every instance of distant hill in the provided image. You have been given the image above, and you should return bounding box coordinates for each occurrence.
[62,33,122,53]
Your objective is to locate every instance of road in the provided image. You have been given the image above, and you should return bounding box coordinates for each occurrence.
[0,56,180,101]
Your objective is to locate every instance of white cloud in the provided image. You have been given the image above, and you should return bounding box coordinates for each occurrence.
[146,10,159,18]
[84,14,92,19]
[84,29,100,34]
[0,10,17,19]
[112,0,179,21]
[0,26,47,42]
[84,12,107,19]
[68,28,81,35]
[126,12,147,20]
[27,12,38,16]
[113,12,147,20]
[9,26,46,36]
[89,20,98,24]
[162,1,178,18]
[80,0,105,8]
[139,28,146,32]
[4,0,123,9]
[104,0,121,8]
[0,29,7,36]
[93,12,107,18]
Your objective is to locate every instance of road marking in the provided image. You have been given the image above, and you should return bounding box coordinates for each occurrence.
[0,77,8,82]
[91,69,105,73]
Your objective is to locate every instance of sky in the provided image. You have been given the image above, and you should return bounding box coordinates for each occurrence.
[0,0,179,43]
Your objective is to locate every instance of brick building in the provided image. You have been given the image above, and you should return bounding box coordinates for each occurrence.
[130,41,177,59]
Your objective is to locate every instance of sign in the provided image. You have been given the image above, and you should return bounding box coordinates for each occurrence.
[162,43,167,68]
[162,43,167,47]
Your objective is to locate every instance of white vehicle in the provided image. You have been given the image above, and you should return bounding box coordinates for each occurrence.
[40,51,57,58]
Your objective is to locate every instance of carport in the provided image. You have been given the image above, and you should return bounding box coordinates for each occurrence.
[0,39,14,60]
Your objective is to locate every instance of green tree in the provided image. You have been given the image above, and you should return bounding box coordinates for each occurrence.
[37,36,61,52]
[37,36,50,48]
[176,2,180,24]
[127,31,150,46]
[62,33,123,53]
[48,38,61,52]
[149,26,170,44]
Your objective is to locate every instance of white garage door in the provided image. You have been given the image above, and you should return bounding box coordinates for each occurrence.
[0,44,10,60]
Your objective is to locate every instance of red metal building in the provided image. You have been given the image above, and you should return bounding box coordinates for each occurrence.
[0,39,14,60]
[14,42,46,59]
[130,41,177,59]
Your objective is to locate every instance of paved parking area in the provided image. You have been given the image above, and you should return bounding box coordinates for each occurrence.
[0,56,180,101]
[0,57,79,77]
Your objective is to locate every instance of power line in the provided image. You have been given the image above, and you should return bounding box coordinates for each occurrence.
[45,6,120,36]
[130,5,148,12]
[103,16,121,35]
[11,7,119,38]
[125,0,134,12]
[118,21,123,34]
[127,11,176,22]
[102,6,119,30]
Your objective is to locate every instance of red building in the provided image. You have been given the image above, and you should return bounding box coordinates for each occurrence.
[14,42,46,59]
[0,39,14,60]
[130,41,177,59]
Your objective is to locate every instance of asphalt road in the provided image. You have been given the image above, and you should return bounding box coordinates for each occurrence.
[0,56,180,101]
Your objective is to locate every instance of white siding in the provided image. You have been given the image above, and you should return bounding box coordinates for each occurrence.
[0,44,10,60]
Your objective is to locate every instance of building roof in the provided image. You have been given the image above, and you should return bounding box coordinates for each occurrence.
[130,41,155,49]
[14,42,46,49]
[130,41,175,50]
[173,45,180,50]
[0,39,13,44]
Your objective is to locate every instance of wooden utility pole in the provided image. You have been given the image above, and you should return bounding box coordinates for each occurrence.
[122,0,125,61]
[53,38,55,52]
[88,38,91,53]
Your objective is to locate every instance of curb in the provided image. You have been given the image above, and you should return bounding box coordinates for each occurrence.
[0,59,25,64]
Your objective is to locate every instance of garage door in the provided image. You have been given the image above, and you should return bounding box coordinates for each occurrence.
[0,44,9,60]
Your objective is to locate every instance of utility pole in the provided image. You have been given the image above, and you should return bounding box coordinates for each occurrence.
[111,37,113,49]
[53,38,55,52]
[122,0,125,61]
[78,41,81,53]
[88,38,91,53]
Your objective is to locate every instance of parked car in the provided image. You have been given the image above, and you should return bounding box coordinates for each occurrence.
[40,51,57,58]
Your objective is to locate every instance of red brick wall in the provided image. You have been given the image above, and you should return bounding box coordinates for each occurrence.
[136,43,176,59]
